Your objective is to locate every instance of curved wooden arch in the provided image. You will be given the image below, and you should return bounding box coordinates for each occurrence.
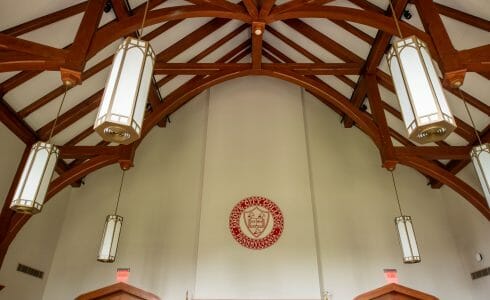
[143,69,382,146]
[87,6,252,58]
[399,156,490,220]
[1,68,488,267]
[87,5,432,64]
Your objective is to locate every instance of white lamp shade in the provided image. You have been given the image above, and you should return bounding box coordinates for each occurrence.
[97,214,123,263]
[387,36,456,144]
[471,143,490,205]
[395,215,421,264]
[94,37,155,145]
[10,142,59,214]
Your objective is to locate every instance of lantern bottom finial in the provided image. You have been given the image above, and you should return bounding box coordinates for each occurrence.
[410,122,455,144]
[103,126,131,143]
[10,200,42,215]
[94,122,138,145]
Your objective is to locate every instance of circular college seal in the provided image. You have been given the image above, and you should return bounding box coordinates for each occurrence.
[229,196,284,250]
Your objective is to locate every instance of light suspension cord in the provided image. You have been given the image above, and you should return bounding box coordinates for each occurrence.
[47,85,69,144]
[459,89,483,146]
[388,0,404,39]
[114,170,126,215]
[390,171,404,216]
[139,0,150,37]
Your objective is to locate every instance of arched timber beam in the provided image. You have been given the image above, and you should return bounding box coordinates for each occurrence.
[399,155,490,221]
[267,6,434,52]
[0,154,121,265]
[88,5,252,58]
[142,69,381,147]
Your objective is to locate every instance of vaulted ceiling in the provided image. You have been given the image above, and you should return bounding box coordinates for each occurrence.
[0,0,489,264]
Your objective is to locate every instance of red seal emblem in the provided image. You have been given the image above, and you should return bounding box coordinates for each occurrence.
[229,196,284,250]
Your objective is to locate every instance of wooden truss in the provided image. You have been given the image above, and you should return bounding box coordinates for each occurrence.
[0,0,489,265]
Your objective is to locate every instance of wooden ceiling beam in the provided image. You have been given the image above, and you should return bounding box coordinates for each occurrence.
[64,127,95,146]
[241,0,258,18]
[88,5,251,58]
[18,56,112,118]
[1,2,88,37]
[435,2,490,32]
[61,0,106,85]
[395,146,471,160]
[259,0,277,18]
[0,99,37,145]
[186,0,246,14]
[346,0,384,14]
[156,18,231,63]
[344,0,407,128]
[458,45,490,74]
[366,73,396,169]
[0,34,66,61]
[263,49,281,63]
[59,145,119,159]
[37,90,102,141]
[400,155,489,219]
[251,22,265,69]
[154,62,362,75]
[413,0,465,87]
[330,20,374,44]
[430,126,490,188]
[271,0,335,16]
[282,19,364,63]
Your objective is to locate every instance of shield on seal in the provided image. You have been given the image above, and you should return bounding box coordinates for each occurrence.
[243,206,270,238]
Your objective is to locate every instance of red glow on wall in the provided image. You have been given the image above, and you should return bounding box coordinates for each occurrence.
[117,268,130,283]
[383,269,398,284]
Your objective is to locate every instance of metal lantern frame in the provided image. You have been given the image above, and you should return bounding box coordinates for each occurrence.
[10,141,60,214]
[97,214,123,263]
[387,35,456,144]
[94,36,155,145]
[471,143,490,205]
[395,215,421,264]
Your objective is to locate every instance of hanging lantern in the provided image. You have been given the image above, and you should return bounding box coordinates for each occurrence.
[471,143,490,205]
[94,37,155,145]
[10,142,59,214]
[97,214,123,263]
[387,36,456,144]
[395,215,421,264]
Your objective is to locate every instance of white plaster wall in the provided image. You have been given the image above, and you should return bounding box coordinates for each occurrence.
[442,167,490,300]
[302,91,475,300]
[194,77,320,300]
[42,93,209,300]
[0,123,69,300]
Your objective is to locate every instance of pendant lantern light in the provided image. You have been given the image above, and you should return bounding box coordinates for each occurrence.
[94,0,155,145]
[386,2,456,144]
[10,87,69,214]
[98,171,126,263]
[390,171,421,264]
[459,90,490,205]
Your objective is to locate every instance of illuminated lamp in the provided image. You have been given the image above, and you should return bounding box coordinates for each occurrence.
[94,0,155,145]
[10,86,70,214]
[458,89,490,205]
[98,171,126,263]
[10,142,60,214]
[386,2,456,144]
[390,171,421,264]
[94,37,155,145]
[471,144,490,205]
